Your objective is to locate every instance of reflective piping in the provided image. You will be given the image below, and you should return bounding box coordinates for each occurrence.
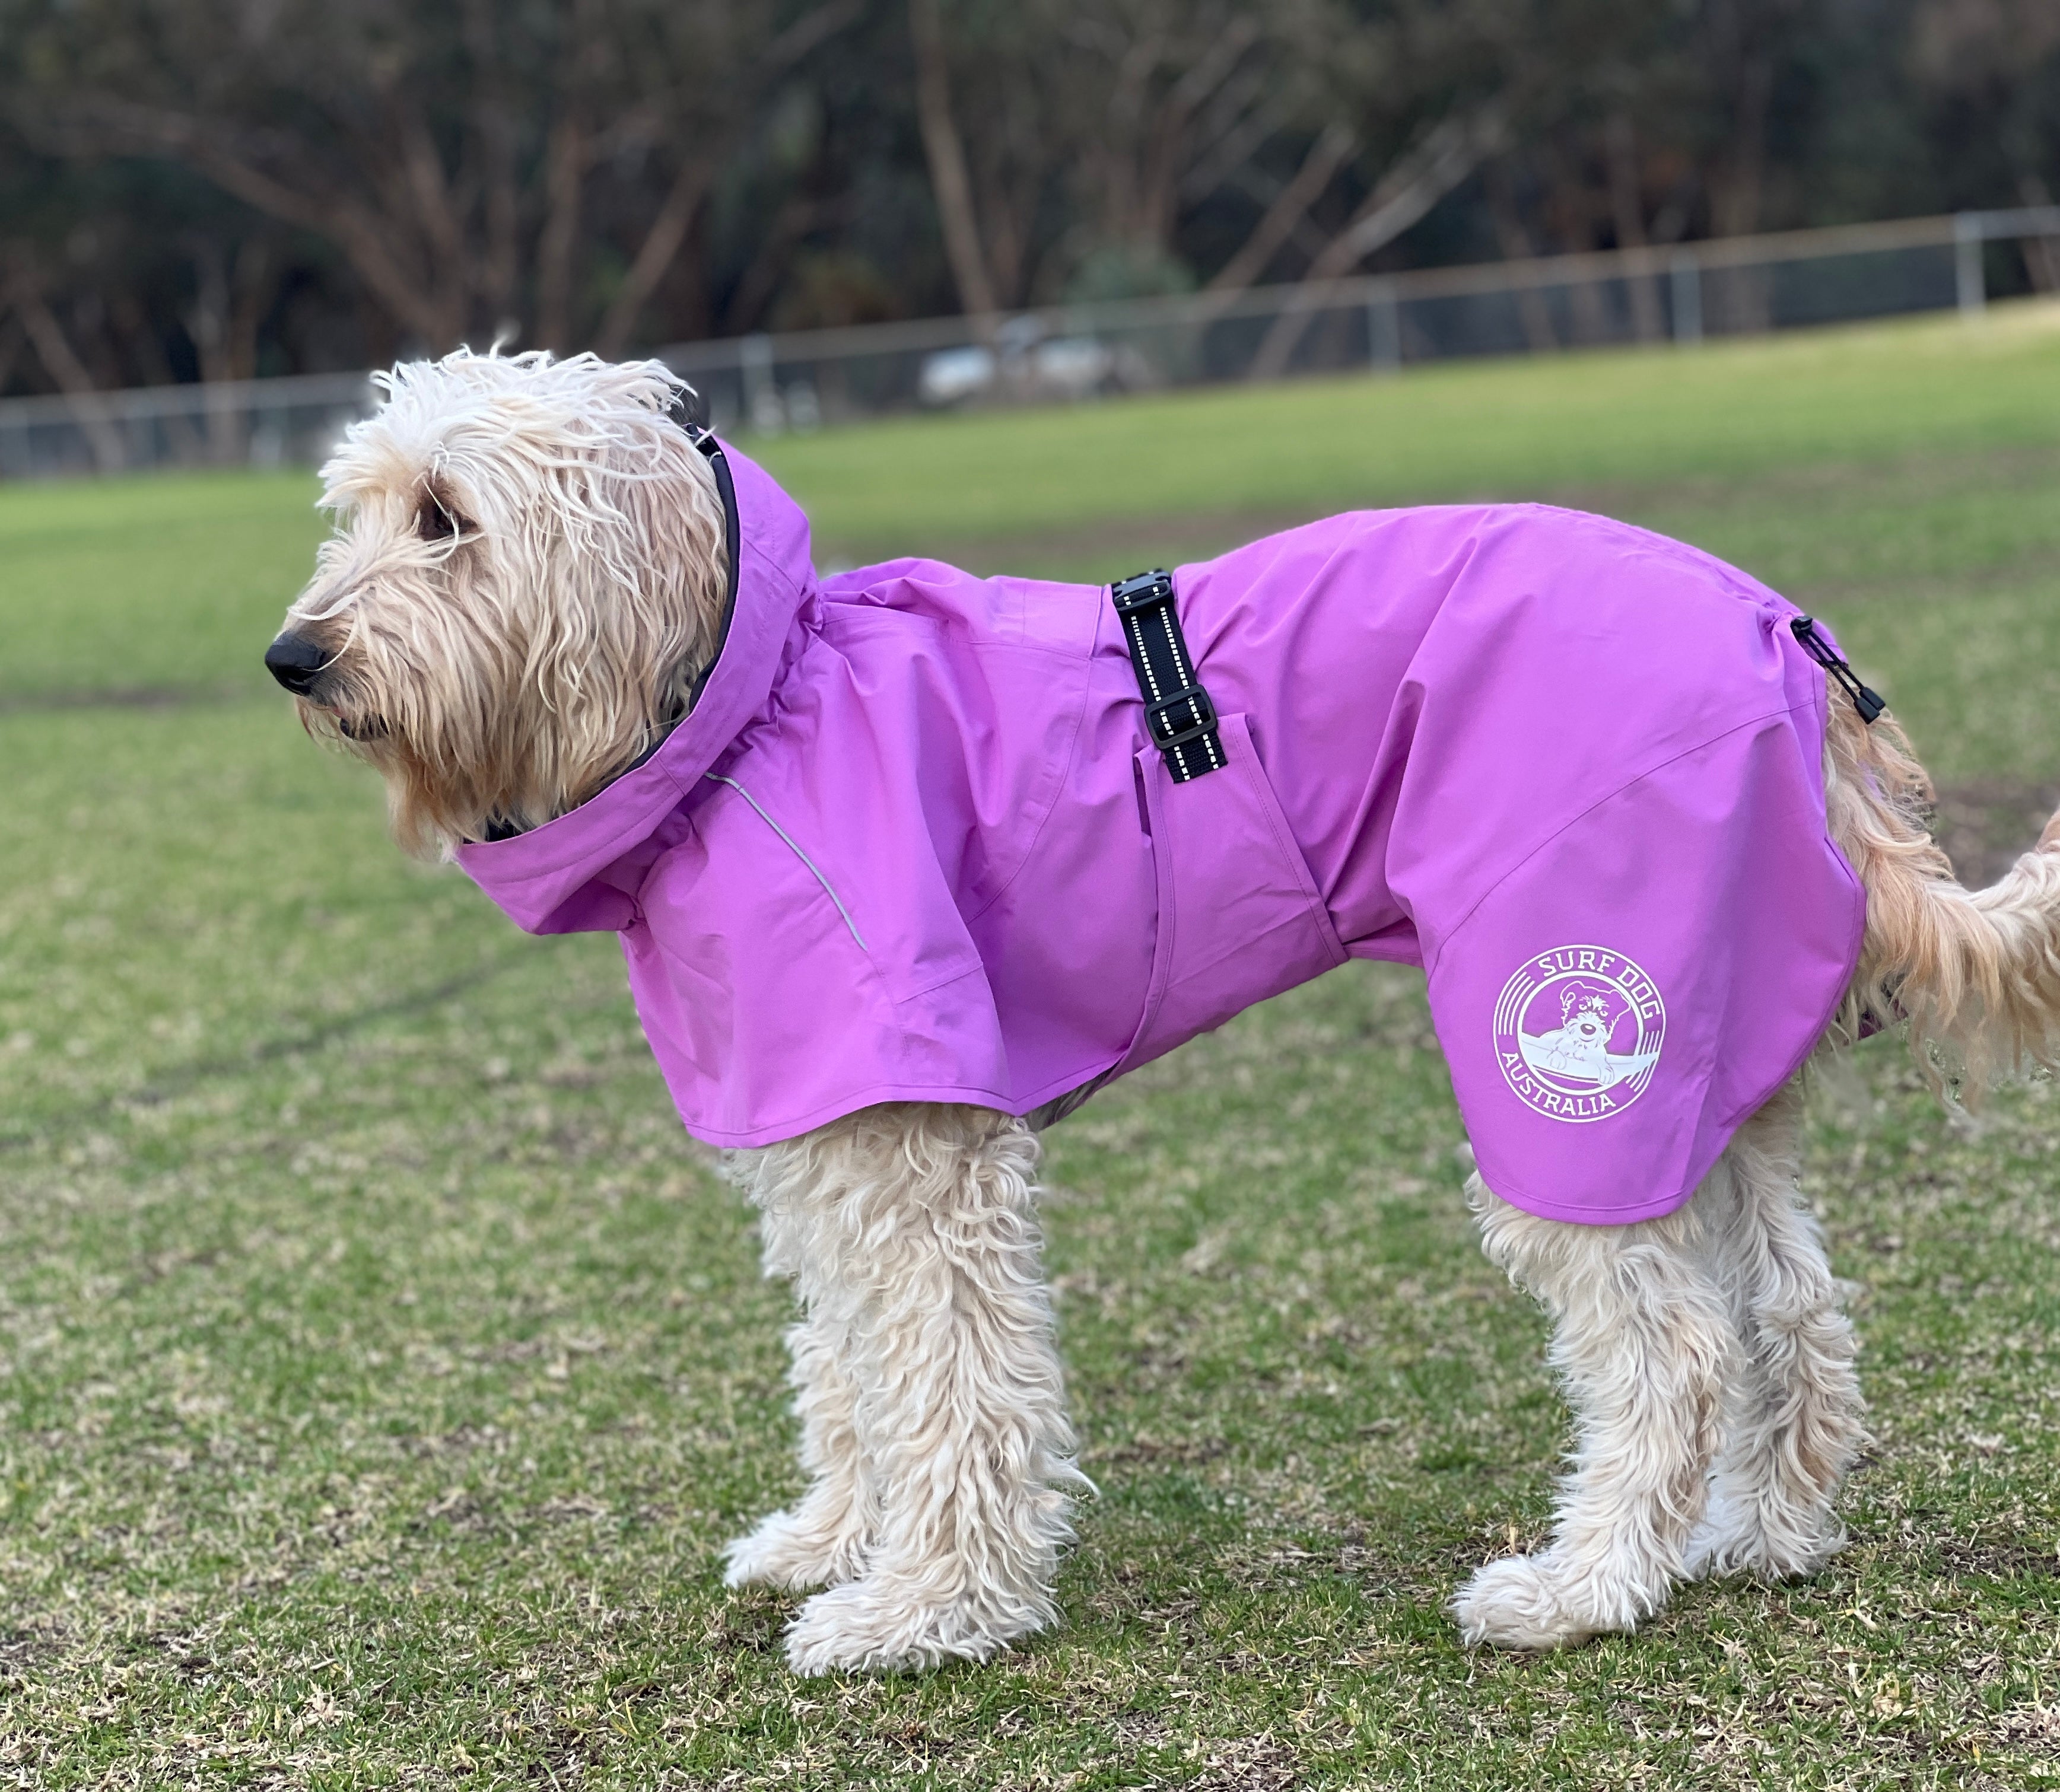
[702,772,868,951]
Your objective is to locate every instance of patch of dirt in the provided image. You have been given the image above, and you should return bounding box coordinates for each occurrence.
[1191,1734,1306,1791]
[1092,1434,1230,1469]
[1931,781,2060,889]
[702,1590,789,1656]
[0,1625,71,1681]
[1931,1532,2060,1580]
[0,683,247,714]
[1572,440,2060,531]
[1223,1524,1486,1603]
[1102,1710,1309,1791]
[1996,1702,2060,1750]
[822,443,2060,585]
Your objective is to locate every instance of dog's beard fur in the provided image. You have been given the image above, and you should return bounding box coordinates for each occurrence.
[279,349,729,857]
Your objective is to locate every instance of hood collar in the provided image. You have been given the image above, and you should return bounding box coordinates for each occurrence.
[456,440,815,930]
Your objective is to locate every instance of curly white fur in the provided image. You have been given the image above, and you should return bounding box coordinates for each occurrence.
[722,1105,1090,1673]
[1454,1080,1867,1648]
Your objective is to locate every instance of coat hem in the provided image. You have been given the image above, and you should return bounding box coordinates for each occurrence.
[1468,1153,1702,1226]
[672,1057,1129,1150]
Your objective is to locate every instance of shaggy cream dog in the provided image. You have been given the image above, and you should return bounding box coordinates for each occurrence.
[268,349,2060,1675]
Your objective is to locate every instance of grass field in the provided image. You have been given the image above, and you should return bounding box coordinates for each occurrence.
[5,308,2060,1787]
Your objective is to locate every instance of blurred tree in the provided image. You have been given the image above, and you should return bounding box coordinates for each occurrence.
[900,0,1513,314]
[0,0,2057,393]
[9,0,854,355]
[1909,0,2060,212]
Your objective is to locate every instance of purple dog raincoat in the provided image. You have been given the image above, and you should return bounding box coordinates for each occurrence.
[459,444,1863,1225]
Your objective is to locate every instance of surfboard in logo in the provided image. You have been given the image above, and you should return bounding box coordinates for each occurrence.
[1493,945,1666,1123]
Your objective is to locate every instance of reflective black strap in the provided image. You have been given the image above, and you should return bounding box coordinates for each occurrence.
[1111,568,1226,782]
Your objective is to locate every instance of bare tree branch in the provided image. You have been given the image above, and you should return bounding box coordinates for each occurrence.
[1484,155,1557,351]
[1606,112,1665,340]
[595,0,862,352]
[5,272,127,468]
[536,115,594,351]
[1248,104,1507,380]
[1204,120,1356,296]
[908,0,1000,319]
[594,155,716,357]
[57,98,459,343]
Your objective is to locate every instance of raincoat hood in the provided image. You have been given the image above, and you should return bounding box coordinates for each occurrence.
[459,443,1864,1227]
[457,447,816,933]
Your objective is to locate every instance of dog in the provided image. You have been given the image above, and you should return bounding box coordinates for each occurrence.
[266,347,2060,1674]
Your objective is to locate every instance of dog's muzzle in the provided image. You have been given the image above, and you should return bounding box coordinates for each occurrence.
[265,632,332,696]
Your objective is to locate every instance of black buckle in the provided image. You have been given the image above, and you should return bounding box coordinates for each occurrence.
[1111,570,1174,616]
[1147,683,1217,749]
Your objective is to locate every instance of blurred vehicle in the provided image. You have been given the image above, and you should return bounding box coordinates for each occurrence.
[917,319,1151,407]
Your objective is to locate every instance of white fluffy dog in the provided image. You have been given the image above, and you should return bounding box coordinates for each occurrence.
[268,349,2060,1675]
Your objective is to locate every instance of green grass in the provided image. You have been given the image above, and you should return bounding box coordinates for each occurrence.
[0,472,330,703]
[4,307,2060,1785]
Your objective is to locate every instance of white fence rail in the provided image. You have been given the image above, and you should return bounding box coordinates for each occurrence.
[6,208,2059,478]
[0,369,377,482]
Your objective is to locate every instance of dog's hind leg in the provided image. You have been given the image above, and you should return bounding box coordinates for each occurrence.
[1452,1176,1735,1650]
[721,1150,877,1593]
[758,1104,1089,1675]
[1686,1080,1865,1583]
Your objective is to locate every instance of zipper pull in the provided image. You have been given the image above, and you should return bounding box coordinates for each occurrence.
[1790,616,1886,725]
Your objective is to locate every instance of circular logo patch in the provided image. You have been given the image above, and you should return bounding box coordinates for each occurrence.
[1493,945,1666,1124]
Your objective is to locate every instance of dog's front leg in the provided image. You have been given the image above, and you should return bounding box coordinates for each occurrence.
[731,1103,1087,1673]
[721,1165,875,1592]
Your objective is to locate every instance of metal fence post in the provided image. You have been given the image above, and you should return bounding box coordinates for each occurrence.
[1367,281,1401,372]
[740,333,779,431]
[1670,251,1703,345]
[1955,213,1986,315]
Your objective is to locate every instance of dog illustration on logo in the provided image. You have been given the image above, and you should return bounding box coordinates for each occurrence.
[1518,980,1661,1089]
[1493,947,1669,1125]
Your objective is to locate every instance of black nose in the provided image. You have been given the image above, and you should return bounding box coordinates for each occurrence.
[265,632,330,695]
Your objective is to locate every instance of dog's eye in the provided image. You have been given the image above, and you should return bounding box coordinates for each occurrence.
[417,492,469,542]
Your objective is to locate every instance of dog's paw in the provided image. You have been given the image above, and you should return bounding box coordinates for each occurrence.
[781,1575,1054,1676]
[1682,1485,1754,1581]
[1451,1554,1615,1651]
[721,1507,869,1592]
[1684,1487,1843,1583]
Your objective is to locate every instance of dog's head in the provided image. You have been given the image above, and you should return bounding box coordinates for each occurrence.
[268,349,729,856]
[1553,982,1621,1047]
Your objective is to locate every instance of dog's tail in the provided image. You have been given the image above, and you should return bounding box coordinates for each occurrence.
[1826,697,2060,1090]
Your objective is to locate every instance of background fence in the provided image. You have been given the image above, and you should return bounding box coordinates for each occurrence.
[6,208,2059,479]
